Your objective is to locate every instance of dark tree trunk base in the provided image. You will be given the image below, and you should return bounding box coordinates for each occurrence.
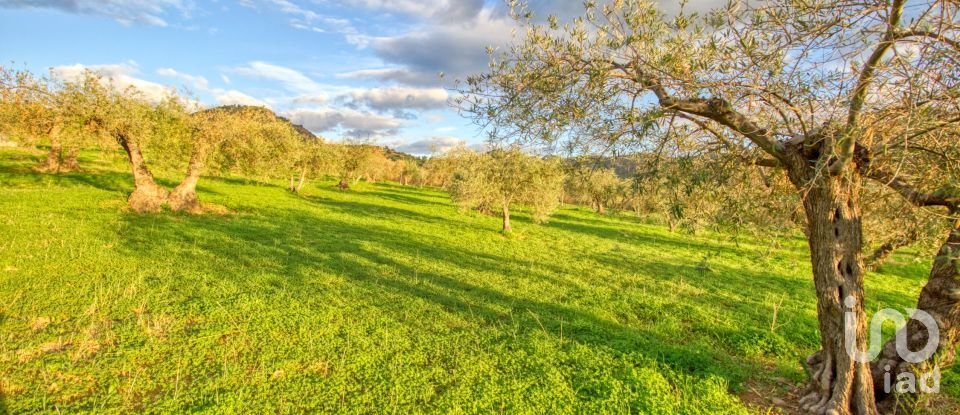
[60,149,81,173]
[169,187,201,213]
[128,184,169,213]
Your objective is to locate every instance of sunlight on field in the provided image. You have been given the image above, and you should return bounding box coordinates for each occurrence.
[1,149,951,413]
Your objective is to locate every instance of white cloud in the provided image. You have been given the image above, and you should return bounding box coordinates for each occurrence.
[346,0,483,22]
[392,136,465,155]
[264,0,317,20]
[359,9,516,87]
[337,67,428,85]
[349,1,729,88]
[242,0,370,46]
[50,62,178,103]
[292,94,328,105]
[157,67,209,90]
[232,61,332,95]
[284,106,403,138]
[0,0,190,26]
[346,87,449,111]
[215,90,270,108]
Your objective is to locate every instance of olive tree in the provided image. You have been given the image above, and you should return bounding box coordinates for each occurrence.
[565,163,622,214]
[289,139,335,194]
[421,149,464,188]
[457,1,960,412]
[0,67,88,172]
[449,148,564,232]
[333,144,380,189]
[168,105,304,212]
[62,73,179,213]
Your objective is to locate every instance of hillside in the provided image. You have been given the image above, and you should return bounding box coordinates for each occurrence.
[0,148,953,413]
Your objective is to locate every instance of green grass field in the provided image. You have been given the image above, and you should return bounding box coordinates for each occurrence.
[0,148,954,414]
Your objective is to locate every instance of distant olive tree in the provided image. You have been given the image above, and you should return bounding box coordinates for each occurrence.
[398,159,422,186]
[289,139,335,194]
[0,67,90,172]
[333,144,376,190]
[565,163,623,214]
[420,149,464,188]
[449,148,564,232]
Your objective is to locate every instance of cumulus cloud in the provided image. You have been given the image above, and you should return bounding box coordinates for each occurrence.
[231,61,354,102]
[351,1,730,88]
[350,10,514,87]
[232,61,326,94]
[157,67,209,90]
[347,0,484,22]
[157,67,269,109]
[0,0,189,26]
[214,90,270,108]
[51,62,178,103]
[346,87,449,111]
[284,107,403,138]
[292,95,328,105]
[336,67,431,86]
[392,136,465,155]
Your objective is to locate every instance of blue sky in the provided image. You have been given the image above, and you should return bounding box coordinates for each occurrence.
[0,0,721,154]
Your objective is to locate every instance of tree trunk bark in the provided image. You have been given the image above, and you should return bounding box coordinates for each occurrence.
[866,231,917,271]
[502,203,512,233]
[871,215,960,412]
[595,197,605,215]
[295,168,307,193]
[117,131,168,213]
[169,142,205,213]
[782,141,877,415]
[60,145,81,172]
[36,124,63,173]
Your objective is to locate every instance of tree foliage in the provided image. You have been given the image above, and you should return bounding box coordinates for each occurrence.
[449,148,564,232]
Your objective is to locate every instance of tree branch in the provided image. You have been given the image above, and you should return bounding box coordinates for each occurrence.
[655,93,784,159]
[864,167,959,209]
[834,0,907,174]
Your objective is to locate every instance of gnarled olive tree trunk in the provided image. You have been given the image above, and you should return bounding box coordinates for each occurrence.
[295,168,308,193]
[117,131,168,213]
[36,123,63,173]
[60,145,80,172]
[502,203,512,233]
[872,215,960,412]
[169,143,205,213]
[783,142,878,415]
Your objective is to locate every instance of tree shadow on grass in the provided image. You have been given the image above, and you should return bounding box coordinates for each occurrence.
[114,204,823,392]
[364,183,452,208]
[547,215,756,260]
[0,157,224,202]
[297,195,498,235]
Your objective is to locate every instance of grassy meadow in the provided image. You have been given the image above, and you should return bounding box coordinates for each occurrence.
[0,148,954,414]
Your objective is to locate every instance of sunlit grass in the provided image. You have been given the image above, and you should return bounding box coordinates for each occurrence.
[0,148,946,413]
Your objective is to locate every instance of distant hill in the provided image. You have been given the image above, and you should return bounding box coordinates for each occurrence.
[199,105,319,142]
[199,105,422,162]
